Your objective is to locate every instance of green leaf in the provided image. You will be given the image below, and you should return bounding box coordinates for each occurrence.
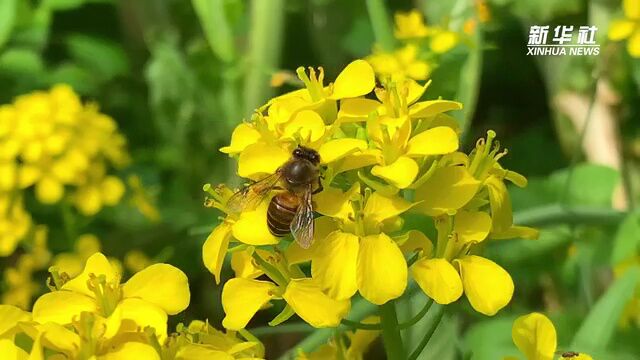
[0,48,44,76]
[191,0,236,63]
[611,211,640,265]
[65,34,129,81]
[42,0,86,11]
[0,0,17,49]
[463,316,518,360]
[571,266,640,353]
[549,164,620,207]
[47,63,96,94]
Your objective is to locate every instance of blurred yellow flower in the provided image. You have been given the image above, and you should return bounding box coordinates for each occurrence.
[509,312,592,360]
[609,0,640,57]
[394,10,430,39]
[0,195,31,257]
[366,44,432,82]
[0,84,129,214]
[127,175,161,223]
[124,249,154,273]
[52,233,102,278]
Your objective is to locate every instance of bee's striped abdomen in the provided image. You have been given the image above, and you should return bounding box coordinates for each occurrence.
[267,193,299,237]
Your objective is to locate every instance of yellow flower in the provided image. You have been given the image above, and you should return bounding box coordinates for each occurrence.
[221,250,349,330]
[297,316,380,360]
[366,45,432,82]
[309,187,412,305]
[127,175,161,222]
[52,234,102,278]
[0,194,31,256]
[20,311,161,360]
[509,312,592,360]
[1,84,129,213]
[33,252,190,339]
[609,0,640,57]
[2,226,50,309]
[163,320,265,359]
[394,10,430,39]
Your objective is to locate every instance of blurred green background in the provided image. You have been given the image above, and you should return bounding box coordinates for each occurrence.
[1,0,640,359]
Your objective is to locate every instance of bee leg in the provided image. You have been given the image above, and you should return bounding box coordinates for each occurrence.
[312,178,323,194]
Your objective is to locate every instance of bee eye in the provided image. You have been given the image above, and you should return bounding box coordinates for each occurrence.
[293,148,302,157]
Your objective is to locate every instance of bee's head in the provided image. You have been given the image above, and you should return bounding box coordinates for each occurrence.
[293,145,321,165]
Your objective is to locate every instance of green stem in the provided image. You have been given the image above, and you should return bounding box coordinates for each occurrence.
[243,0,285,117]
[379,300,406,360]
[408,303,444,360]
[398,298,433,330]
[251,252,288,287]
[340,319,381,330]
[365,0,395,52]
[238,329,266,357]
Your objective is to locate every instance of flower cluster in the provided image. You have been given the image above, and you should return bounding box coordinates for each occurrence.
[366,10,463,82]
[0,252,220,359]
[0,85,130,258]
[204,59,536,333]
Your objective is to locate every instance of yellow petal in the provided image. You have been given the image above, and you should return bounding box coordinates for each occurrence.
[222,278,276,330]
[202,223,232,284]
[74,186,102,216]
[0,304,31,338]
[231,200,279,245]
[39,322,81,355]
[119,298,168,338]
[32,291,97,324]
[62,252,118,297]
[175,344,234,360]
[220,124,261,154]
[608,19,635,40]
[399,230,433,256]
[35,177,64,204]
[122,263,190,315]
[628,29,640,57]
[282,110,326,142]
[237,143,290,180]
[314,183,359,221]
[101,176,125,206]
[455,255,514,316]
[337,98,381,122]
[346,316,381,359]
[454,211,492,244]
[99,342,160,360]
[231,248,263,279]
[371,156,419,189]
[406,126,459,156]
[0,339,28,360]
[330,60,375,100]
[311,231,359,300]
[430,31,459,53]
[318,138,368,164]
[511,312,557,360]
[362,191,413,226]
[415,166,480,216]
[333,149,382,174]
[486,176,513,232]
[625,0,640,19]
[409,100,462,119]
[411,258,463,304]
[357,234,407,304]
[286,216,338,265]
[283,278,350,327]
[491,226,540,240]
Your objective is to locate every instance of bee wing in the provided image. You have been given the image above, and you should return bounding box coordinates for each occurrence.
[226,171,282,213]
[290,184,315,249]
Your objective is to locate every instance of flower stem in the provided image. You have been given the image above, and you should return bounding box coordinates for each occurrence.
[408,303,444,360]
[379,300,406,360]
[398,298,433,330]
[365,0,395,52]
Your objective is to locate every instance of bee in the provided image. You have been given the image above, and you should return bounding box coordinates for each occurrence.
[227,145,322,248]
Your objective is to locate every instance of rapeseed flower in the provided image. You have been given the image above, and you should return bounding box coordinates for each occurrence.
[297,316,380,360]
[609,0,640,57]
[507,312,592,360]
[33,252,190,339]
